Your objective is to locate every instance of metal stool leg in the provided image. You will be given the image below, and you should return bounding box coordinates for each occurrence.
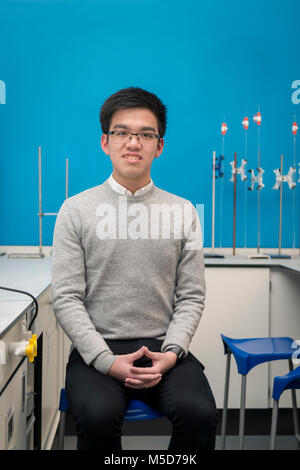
[58,410,66,450]
[238,375,247,450]
[220,352,231,450]
[270,399,279,450]
[288,359,300,443]
[291,389,300,444]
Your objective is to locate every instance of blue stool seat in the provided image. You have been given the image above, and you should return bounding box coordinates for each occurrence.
[270,365,300,449]
[59,387,69,412]
[221,335,295,374]
[273,365,300,401]
[220,334,296,450]
[58,388,164,449]
[124,398,164,421]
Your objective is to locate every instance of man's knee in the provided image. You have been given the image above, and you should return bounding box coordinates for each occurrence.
[72,398,125,436]
[173,397,217,432]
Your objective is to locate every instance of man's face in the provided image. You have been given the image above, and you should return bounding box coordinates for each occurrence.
[101,107,164,188]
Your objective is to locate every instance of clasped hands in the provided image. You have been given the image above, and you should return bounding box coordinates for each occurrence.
[108,345,177,389]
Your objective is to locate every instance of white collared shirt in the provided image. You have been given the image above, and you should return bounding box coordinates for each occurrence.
[108,173,153,197]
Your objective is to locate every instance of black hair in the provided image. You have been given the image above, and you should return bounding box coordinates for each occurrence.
[100,87,167,137]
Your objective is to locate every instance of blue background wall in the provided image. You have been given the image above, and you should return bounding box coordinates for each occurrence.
[1,0,300,248]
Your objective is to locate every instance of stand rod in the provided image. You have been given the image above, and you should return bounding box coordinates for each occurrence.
[279,154,283,255]
[212,151,216,255]
[233,152,237,256]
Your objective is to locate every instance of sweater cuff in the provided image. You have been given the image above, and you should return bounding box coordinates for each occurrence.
[92,351,118,375]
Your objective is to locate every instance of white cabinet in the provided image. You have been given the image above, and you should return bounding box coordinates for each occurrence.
[34,286,65,449]
[190,267,270,408]
[190,264,300,409]
[269,267,300,407]
[0,360,27,450]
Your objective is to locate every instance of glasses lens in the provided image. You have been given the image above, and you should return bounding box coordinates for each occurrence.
[139,132,157,142]
[110,131,158,144]
[113,131,130,142]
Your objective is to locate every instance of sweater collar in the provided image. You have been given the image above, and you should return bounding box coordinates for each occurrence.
[104,176,155,201]
[108,173,154,197]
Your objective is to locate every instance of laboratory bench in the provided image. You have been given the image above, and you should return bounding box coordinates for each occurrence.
[0,256,66,450]
[0,251,300,449]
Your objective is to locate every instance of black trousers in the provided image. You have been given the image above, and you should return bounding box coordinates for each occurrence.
[65,339,217,451]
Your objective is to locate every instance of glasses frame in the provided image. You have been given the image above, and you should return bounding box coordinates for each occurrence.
[107,130,161,143]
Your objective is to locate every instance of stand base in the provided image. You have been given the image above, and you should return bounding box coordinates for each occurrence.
[247,254,270,259]
[8,253,45,259]
[265,254,291,259]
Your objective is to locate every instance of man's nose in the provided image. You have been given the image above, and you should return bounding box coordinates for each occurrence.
[126,134,142,148]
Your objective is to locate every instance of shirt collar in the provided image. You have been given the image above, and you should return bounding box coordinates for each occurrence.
[108,173,153,197]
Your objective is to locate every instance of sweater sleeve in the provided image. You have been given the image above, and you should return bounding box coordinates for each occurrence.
[161,203,206,356]
[51,198,117,375]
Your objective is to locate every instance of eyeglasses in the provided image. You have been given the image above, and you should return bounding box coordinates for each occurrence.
[107,130,160,144]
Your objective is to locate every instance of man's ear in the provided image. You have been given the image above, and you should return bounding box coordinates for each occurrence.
[101,133,110,155]
[154,137,164,159]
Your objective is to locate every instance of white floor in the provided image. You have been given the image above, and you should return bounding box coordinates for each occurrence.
[61,435,300,450]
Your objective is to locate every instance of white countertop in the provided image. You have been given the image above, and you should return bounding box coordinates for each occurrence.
[0,256,52,336]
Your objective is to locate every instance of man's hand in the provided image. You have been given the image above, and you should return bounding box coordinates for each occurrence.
[123,347,178,389]
[108,346,162,389]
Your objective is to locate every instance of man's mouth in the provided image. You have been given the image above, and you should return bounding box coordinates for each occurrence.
[122,154,142,161]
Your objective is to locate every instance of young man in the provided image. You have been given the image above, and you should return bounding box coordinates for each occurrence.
[52,87,217,450]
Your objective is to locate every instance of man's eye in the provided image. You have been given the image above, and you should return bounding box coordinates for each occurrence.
[116,131,128,136]
[141,133,153,139]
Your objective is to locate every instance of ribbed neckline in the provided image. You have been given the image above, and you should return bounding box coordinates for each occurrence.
[103,178,156,202]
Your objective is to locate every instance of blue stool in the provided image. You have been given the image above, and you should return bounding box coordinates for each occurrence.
[58,388,164,450]
[270,365,300,449]
[220,334,295,450]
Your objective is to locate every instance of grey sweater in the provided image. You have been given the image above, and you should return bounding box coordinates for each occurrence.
[51,178,206,374]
